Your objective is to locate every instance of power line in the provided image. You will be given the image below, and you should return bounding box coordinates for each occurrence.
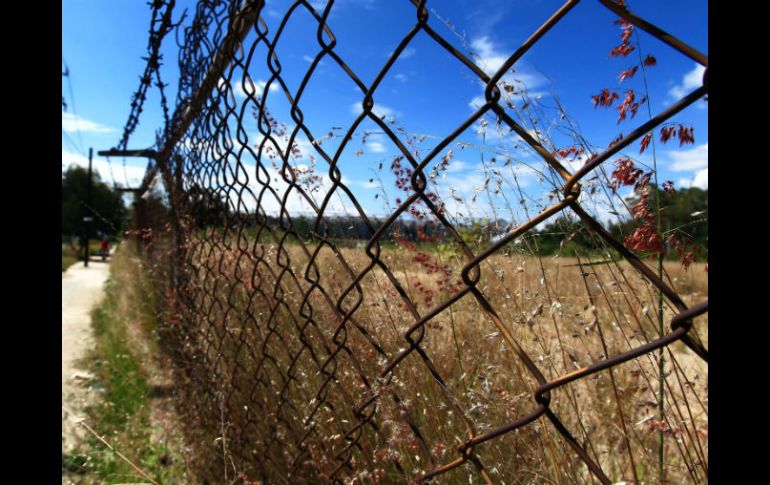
[62,56,87,156]
[62,131,87,158]
[105,156,118,188]
[122,157,130,188]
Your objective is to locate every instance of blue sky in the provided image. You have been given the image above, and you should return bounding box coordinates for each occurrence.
[63,0,707,226]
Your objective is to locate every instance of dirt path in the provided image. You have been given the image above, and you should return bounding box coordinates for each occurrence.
[61,260,110,455]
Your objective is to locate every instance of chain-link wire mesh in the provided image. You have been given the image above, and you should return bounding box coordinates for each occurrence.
[125,1,708,483]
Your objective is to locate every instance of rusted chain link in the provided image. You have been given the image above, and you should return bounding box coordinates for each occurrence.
[122,1,708,483]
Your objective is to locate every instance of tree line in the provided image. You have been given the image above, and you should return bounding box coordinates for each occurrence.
[62,165,127,241]
[62,165,706,261]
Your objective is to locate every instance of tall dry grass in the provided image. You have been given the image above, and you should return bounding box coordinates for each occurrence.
[150,226,707,484]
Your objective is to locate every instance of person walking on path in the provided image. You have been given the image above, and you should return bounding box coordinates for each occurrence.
[99,239,110,261]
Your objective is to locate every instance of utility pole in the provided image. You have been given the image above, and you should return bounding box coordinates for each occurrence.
[83,147,93,267]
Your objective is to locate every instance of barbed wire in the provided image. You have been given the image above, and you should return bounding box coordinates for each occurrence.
[116,0,183,151]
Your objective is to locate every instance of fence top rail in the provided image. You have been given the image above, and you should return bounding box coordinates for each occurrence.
[159,0,264,162]
[97,149,158,158]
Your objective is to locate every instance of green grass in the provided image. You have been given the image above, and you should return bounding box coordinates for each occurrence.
[89,300,149,429]
[62,245,79,272]
[62,244,188,484]
[62,239,117,272]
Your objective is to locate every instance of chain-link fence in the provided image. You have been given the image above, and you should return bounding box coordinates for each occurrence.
[120,1,708,483]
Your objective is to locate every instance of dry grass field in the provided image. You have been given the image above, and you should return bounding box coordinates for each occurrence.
[160,232,707,484]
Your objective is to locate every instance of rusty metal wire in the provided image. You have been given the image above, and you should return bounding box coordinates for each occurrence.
[125,1,708,483]
[117,0,181,151]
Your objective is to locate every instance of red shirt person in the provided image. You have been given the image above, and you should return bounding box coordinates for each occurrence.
[99,239,110,259]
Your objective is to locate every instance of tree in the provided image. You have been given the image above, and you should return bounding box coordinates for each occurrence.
[610,185,708,259]
[184,184,230,229]
[531,217,604,256]
[132,188,171,234]
[61,165,127,239]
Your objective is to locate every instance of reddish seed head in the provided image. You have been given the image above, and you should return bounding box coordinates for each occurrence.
[592,89,619,108]
[642,54,657,66]
[660,125,677,143]
[618,65,638,82]
[639,133,652,154]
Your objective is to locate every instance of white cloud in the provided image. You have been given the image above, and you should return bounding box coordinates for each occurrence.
[363,133,388,153]
[62,149,145,187]
[167,129,357,216]
[559,152,589,174]
[368,141,386,153]
[470,37,546,90]
[394,73,408,83]
[360,179,379,189]
[469,95,487,110]
[307,0,376,15]
[343,177,379,189]
[446,160,467,173]
[222,77,279,99]
[435,171,495,220]
[429,159,544,221]
[668,143,708,172]
[228,159,357,216]
[470,36,508,75]
[669,63,706,99]
[62,112,115,134]
[250,132,317,160]
[177,131,325,213]
[466,37,549,147]
[677,168,708,190]
[505,162,538,180]
[389,47,416,59]
[350,101,398,119]
[472,118,542,148]
[61,149,89,167]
